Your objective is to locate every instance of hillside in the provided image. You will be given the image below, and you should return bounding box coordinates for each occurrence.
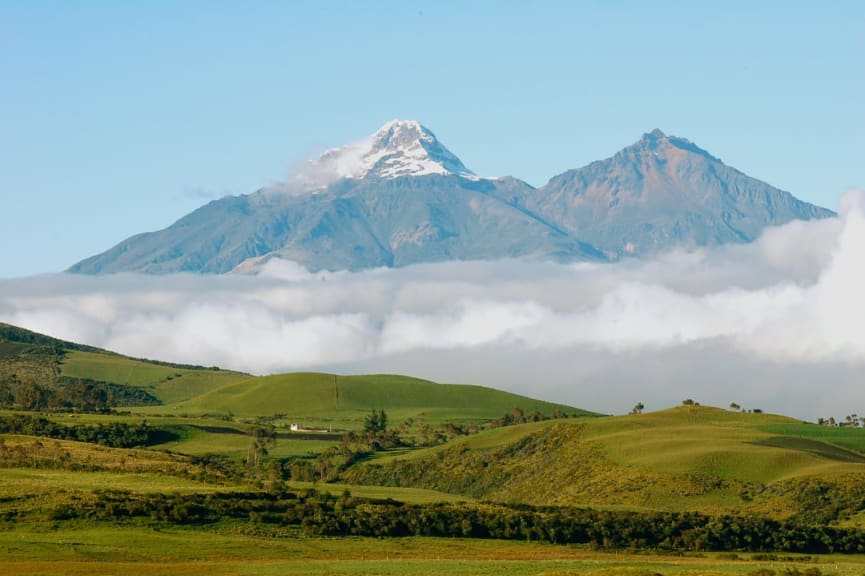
[6,320,865,527]
[0,322,590,428]
[345,405,865,523]
[523,129,834,259]
[0,322,249,409]
[160,371,590,427]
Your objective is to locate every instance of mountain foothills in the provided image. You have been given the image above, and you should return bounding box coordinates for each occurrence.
[69,121,833,274]
[6,320,865,573]
[0,321,582,421]
[3,319,865,526]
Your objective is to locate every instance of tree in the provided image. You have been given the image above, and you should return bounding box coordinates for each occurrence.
[0,381,13,408]
[245,424,276,475]
[17,381,44,410]
[682,399,696,406]
[364,409,388,434]
[512,407,525,423]
[266,460,285,492]
[630,403,644,415]
[729,402,741,412]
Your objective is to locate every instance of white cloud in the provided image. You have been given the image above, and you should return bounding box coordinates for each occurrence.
[1,190,863,419]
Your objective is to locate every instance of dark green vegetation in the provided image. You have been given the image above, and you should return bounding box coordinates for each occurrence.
[0,413,174,448]
[25,488,865,554]
[3,322,865,575]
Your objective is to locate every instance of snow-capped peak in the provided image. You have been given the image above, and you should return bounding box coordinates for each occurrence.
[292,120,477,190]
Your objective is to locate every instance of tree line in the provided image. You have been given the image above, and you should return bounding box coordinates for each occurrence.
[0,414,172,448]
[0,375,160,412]
[38,488,865,554]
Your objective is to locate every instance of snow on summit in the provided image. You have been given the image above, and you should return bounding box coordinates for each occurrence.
[291,120,477,190]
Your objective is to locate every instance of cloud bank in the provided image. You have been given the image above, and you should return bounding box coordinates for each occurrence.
[1,191,863,419]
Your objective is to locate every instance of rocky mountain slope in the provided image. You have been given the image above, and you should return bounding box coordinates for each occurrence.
[69,122,832,274]
[521,129,833,258]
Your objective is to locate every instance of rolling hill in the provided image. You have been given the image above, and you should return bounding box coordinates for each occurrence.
[164,371,588,425]
[0,322,249,407]
[6,320,865,527]
[345,405,865,523]
[0,322,588,427]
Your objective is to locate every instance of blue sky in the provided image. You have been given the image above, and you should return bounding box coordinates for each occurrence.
[2,0,863,278]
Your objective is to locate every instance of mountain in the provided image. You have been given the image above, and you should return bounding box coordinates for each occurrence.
[293,119,478,185]
[69,123,832,274]
[69,120,601,273]
[522,129,834,258]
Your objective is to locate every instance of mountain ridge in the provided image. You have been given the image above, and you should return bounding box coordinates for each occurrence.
[68,122,834,274]
[525,128,833,258]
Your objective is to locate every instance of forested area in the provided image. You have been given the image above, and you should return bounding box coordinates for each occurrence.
[0,376,160,412]
[0,414,171,448]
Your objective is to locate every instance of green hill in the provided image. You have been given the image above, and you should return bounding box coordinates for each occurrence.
[10,321,865,526]
[164,372,590,427]
[0,322,250,409]
[0,322,592,429]
[345,405,865,523]
[59,350,250,404]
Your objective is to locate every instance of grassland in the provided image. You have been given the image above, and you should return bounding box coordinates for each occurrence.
[348,405,865,520]
[2,527,863,576]
[156,371,586,425]
[4,321,865,572]
[57,350,585,430]
[61,350,251,404]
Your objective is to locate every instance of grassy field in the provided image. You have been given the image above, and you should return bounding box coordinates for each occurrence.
[59,350,590,430]
[2,322,592,432]
[61,350,251,404]
[152,426,340,459]
[1,527,862,576]
[589,407,865,483]
[284,481,470,503]
[759,422,865,454]
[347,406,865,518]
[0,467,222,495]
[160,372,588,425]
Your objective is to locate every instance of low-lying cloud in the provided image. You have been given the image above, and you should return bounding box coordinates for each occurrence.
[1,191,863,420]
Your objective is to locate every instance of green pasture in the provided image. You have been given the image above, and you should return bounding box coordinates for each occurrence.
[1,527,862,576]
[61,350,251,403]
[759,422,865,454]
[284,481,469,503]
[0,468,221,496]
[347,406,865,516]
[150,424,340,460]
[586,408,863,484]
[164,371,585,425]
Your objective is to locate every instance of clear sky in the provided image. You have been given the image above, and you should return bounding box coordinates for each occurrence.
[2,0,863,278]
